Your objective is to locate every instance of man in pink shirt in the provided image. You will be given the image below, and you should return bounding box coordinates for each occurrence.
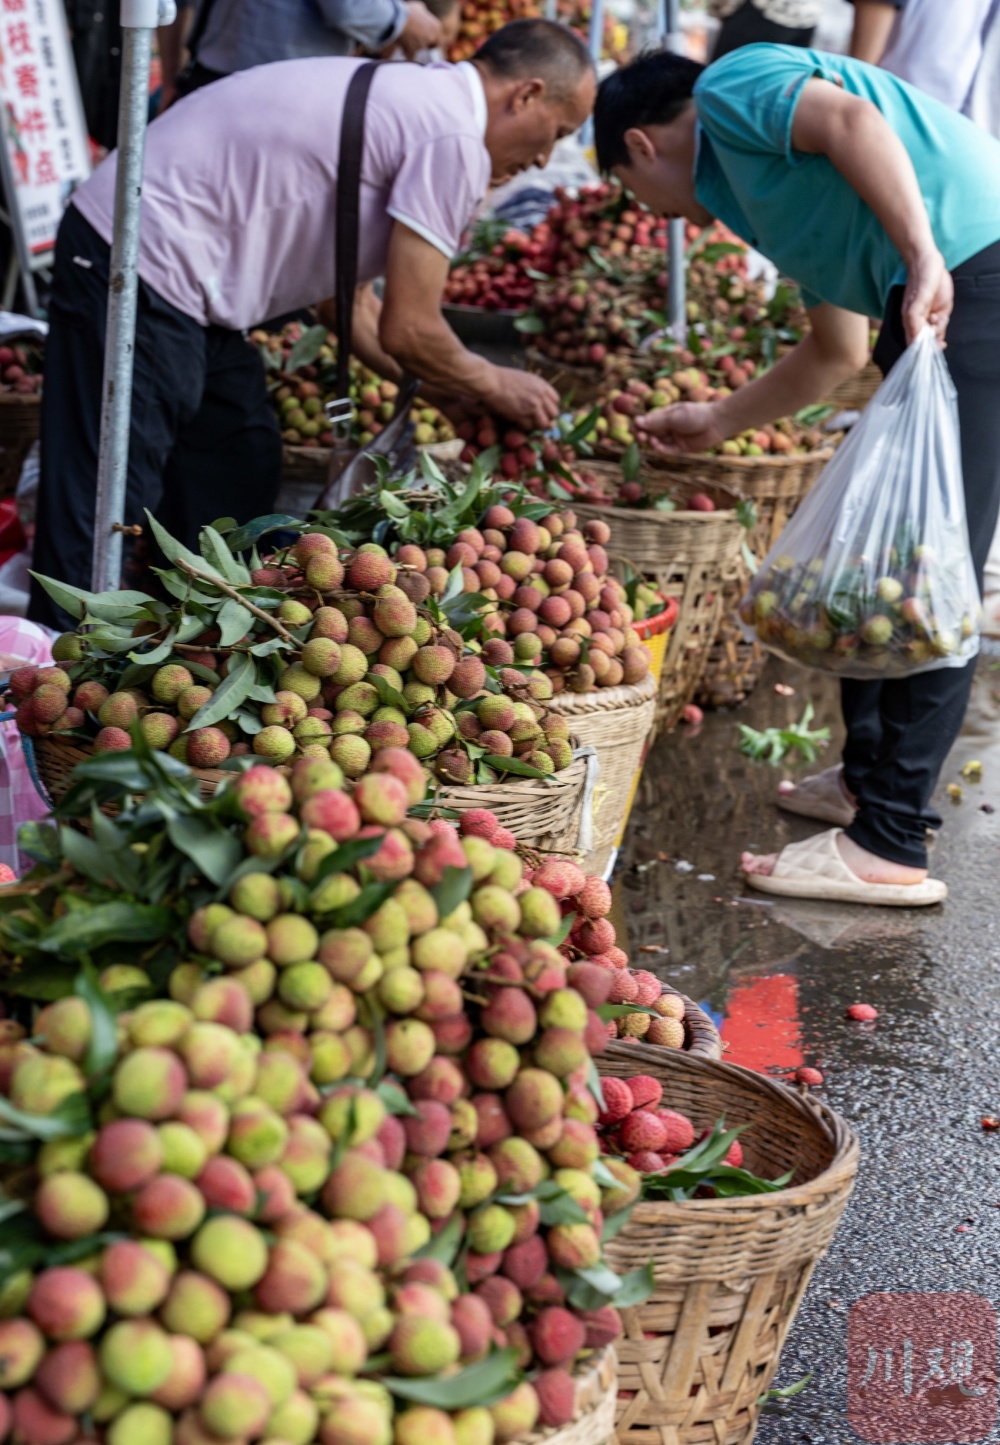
[29,20,594,629]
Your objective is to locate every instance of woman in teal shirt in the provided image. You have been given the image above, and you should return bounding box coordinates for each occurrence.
[595,44,1000,905]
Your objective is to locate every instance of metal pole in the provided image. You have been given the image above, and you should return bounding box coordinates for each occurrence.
[659,0,687,340]
[545,0,557,18]
[92,0,174,594]
[587,0,604,61]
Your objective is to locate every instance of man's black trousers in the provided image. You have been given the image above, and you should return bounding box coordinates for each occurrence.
[841,239,1000,868]
[28,205,282,631]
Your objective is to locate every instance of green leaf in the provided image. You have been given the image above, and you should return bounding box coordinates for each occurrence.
[415,1210,464,1267]
[217,598,255,647]
[166,816,243,887]
[591,1157,621,1191]
[566,405,602,448]
[610,1261,656,1307]
[227,515,303,554]
[185,652,257,731]
[375,1081,420,1117]
[17,823,61,865]
[513,313,545,334]
[598,1002,660,1021]
[325,883,396,929]
[382,1351,519,1410]
[74,964,119,1078]
[378,489,412,521]
[28,573,147,624]
[759,1374,814,1406]
[367,672,411,716]
[0,1091,91,1141]
[199,526,252,585]
[538,1190,589,1228]
[126,636,175,667]
[431,866,474,919]
[287,324,329,372]
[311,835,384,888]
[546,912,575,948]
[586,1060,606,1115]
[482,756,546,779]
[621,441,641,483]
[145,511,228,583]
[39,902,172,957]
[601,1204,635,1244]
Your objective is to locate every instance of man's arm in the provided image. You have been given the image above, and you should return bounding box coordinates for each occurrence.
[317,286,404,384]
[849,0,902,63]
[637,305,868,454]
[379,223,561,429]
[315,0,442,57]
[792,76,952,341]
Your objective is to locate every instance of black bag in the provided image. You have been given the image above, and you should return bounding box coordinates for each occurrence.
[314,62,419,511]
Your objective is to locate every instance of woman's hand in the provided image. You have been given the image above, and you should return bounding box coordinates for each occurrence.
[902,248,954,344]
[635,401,728,456]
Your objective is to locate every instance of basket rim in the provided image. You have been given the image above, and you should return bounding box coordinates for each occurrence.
[548,673,658,715]
[639,440,840,472]
[571,497,742,526]
[0,391,41,406]
[599,1040,860,1213]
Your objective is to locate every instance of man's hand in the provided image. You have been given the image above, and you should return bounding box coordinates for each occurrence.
[902,248,954,344]
[398,1,442,57]
[636,401,727,456]
[483,369,561,430]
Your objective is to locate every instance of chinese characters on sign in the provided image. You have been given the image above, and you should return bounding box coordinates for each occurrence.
[0,0,89,255]
[848,1292,998,1443]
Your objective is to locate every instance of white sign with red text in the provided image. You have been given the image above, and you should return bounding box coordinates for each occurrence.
[0,0,90,257]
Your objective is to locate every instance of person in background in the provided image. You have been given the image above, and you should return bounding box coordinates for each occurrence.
[708,0,821,60]
[29,21,593,632]
[593,44,1000,906]
[382,0,461,62]
[849,0,1000,633]
[159,0,444,106]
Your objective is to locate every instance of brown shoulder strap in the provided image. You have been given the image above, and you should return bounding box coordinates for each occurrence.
[335,61,381,405]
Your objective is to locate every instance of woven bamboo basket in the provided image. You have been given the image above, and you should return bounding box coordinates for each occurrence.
[433,750,591,855]
[524,347,647,406]
[545,674,657,875]
[633,447,837,714]
[656,989,722,1061]
[827,360,881,412]
[571,500,744,735]
[523,1345,618,1445]
[599,1043,860,1445]
[0,392,40,494]
[33,736,228,806]
[282,442,330,488]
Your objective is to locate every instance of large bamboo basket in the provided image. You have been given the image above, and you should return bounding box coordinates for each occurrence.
[634,447,837,714]
[525,346,652,406]
[433,750,592,856]
[523,1345,618,1445]
[827,360,881,412]
[546,675,657,876]
[599,1043,859,1445]
[0,392,40,494]
[571,499,744,735]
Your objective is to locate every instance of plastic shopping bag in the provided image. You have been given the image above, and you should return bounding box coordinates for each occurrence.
[739,328,980,679]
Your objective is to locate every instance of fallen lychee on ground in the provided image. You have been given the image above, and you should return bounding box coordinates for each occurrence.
[0,745,656,1445]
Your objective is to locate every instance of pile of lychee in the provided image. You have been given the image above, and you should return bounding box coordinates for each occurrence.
[0,338,42,397]
[740,535,980,675]
[253,323,455,451]
[11,534,577,789]
[399,505,650,697]
[0,757,644,1445]
[597,1075,740,1178]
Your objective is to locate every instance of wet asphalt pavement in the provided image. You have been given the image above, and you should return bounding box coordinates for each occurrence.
[612,649,1000,1444]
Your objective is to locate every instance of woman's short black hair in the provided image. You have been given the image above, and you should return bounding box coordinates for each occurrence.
[594,50,706,173]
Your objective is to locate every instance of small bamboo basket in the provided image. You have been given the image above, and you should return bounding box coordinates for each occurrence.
[546,675,657,876]
[523,1345,618,1445]
[652,988,721,1061]
[32,736,228,806]
[599,1043,860,1445]
[0,392,40,494]
[433,750,592,856]
[826,360,881,412]
[570,494,744,735]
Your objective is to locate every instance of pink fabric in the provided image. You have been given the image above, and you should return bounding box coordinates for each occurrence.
[0,618,55,876]
[73,59,492,330]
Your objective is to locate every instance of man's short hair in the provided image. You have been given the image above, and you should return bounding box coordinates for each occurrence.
[475,19,594,102]
[594,50,706,172]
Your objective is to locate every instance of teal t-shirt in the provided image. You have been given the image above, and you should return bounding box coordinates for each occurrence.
[693,44,1000,317]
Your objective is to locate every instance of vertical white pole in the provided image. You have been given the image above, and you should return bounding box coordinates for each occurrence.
[660,0,687,341]
[92,0,175,592]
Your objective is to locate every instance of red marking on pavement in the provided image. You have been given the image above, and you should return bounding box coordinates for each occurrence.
[720,972,803,1073]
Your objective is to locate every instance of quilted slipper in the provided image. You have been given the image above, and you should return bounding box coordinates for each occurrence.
[743,828,947,907]
[776,765,856,828]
